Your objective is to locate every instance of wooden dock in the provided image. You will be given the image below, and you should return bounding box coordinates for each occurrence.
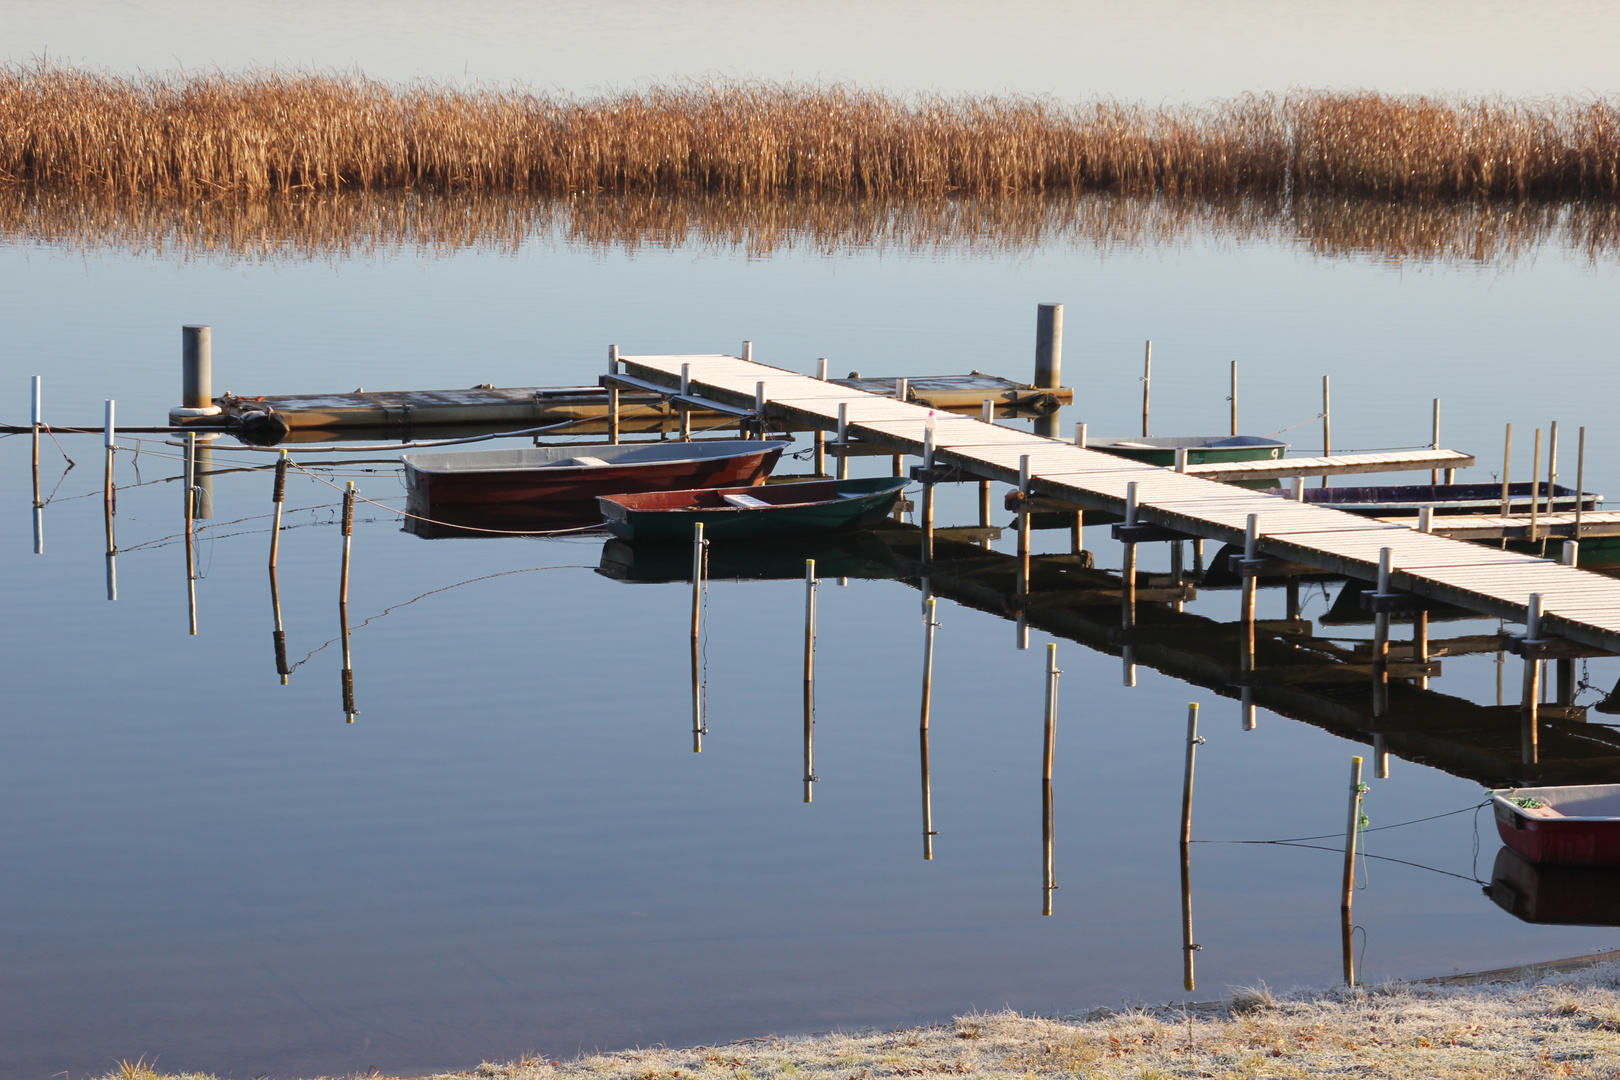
[615,352,1620,657]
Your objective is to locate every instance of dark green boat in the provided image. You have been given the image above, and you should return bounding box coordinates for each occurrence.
[1088,434,1288,467]
[597,476,909,542]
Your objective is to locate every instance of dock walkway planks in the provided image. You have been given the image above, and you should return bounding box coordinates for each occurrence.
[618,353,1620,655]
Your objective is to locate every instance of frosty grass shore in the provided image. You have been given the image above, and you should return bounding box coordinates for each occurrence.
[106,953,1620,1080]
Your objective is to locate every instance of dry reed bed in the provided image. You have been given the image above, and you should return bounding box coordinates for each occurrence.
[97,959,1620,1080]
[6,187,1619,267]
[3,67,1619,200]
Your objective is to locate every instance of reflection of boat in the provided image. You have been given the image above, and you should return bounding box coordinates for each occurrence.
[401,440,789,507]
[598,477,908,542]
[1493,785,1620,865]
[401,496,611,539]
[597,531,899,583]
[1088,435,1287,467]
[1254,482,1601,516]
[1487,846,1620,925]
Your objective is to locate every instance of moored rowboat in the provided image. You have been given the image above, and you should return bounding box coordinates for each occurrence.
[1493,785,1620,865]
[1257,482,1601,516]
[1087,435,1288,467]
[402,440,789,506]
[598,476,909,542]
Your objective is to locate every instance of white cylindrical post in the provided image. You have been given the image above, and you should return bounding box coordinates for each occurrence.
[1074,422,1087,448]
[1019,454,1031,495]
[1292,475,1304,501]
[181,325,219,414]
[982,398,994,424]
[896,377,908,403]
[681,363,691,395]
[31,375,41,426]
[103,400,115,448]
[816,357,828,380]
[1244,513,1259,562]
[608,343,620,374]
[1576,427,1587,537]
[923,419,935,469]
[1175,446,1188,473]
[1125,481,1139,527]
[1229,361,1238,437]
[1418,506,1433,534]
[742,340,753,362]
[1034,303,1063,389]
[1431,397,1441,484]
[1377,547,1392,596]
[1564,540,1580,567]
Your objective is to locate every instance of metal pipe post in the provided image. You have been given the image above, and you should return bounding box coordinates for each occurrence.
[269,451,289,568]
[741,340,753,362]
[607,386,620,444]
[181,325,217,412]
[1341,755,1364,987]
[608,343,620,375]
[1034,303,1063,389]
[103,399,116,510]
[836,403,849,481]
[184,432,197,634]
[1500,423,1514,517]
[1321,375,1331,487]
[1074,421,1087,448]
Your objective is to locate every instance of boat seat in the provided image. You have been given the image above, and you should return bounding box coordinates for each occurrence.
[721,493,772,509]
[549,456,611,468]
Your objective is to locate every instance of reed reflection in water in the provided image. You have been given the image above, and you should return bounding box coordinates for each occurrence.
[4,188,1620,268]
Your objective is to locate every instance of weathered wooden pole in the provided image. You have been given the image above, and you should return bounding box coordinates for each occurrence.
[1018,453,1032,599]
[269,451,289,568]
[1229,361,1238,437]
[1431,398,1441,484]
[691,522,707,751]
[921,414,936,564]
[814,359,827,475]
[804,559,818,803]
[1522,592,1543,764]
[1575,427,1587,539]
[1547,420,1559,514]
[1141,341,1152,438]
[679,365,692,440]
[31,376,43,553]
[1180,703,1201,845]
[1372,547,1392,719]
[754,381,766,440]
[1500,423,1514,518]
[1529,428,1543,543]
[1341,755,1365,987]
[102,399,116,506]
[920,595,939,860]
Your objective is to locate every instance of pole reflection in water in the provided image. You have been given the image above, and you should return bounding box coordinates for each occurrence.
[103,398,117,599]
[184,432,198,636]
[803,559,818,803]
[31,374,42,554]
[919,595,939,860]
[1180,703,1203,990]
[339,482,356,723]
[691,522,707,752]
[1041,643,1061,915]
[1341,755,1365,986]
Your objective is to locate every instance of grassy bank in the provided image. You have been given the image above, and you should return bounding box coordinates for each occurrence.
[100,956,1620,1080]
[2,68,1618,201]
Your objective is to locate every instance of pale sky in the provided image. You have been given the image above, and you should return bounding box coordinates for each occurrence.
[6,0,1619,101]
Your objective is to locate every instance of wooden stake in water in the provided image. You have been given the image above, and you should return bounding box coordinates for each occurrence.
[1229,361,1238,437]
[1522,592,1543,764]
[1341,755,1364,987]
[340,482,357,722]
[1321,375,1331,488]
[920,596,939,860]
[269,451,289,568]
[1500,423,1514,518]
[1575,427,1587,539]
[1141,341,1152,438]
[1529,428,1543,544]
[1548,420,1559,513]
[1041,643,1061,916]
[803,559,818,803]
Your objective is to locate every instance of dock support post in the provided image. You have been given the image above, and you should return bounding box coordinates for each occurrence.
[340,482,356,723]
[978,479,992,549]
[1041,643,1060,916]
[741,340,752,362]
[1500,423,1514,518]
[1074,421,1087,448]
[920,596,938,859]
[1240,513,1259,624]
[1018,453,1032,591]
[608,387,621,444]
[921,423,935,564]
[608,343,620,375]
[180,325,220,416]
[1229,361,1238,437]
[1122,482,1140,629]
[1141,341,1152,437]
[836,403,849,481]
[982,399,994,425]
[1341,755,1365,988]
[1431,398,1441,484]
[753,381,766,440]
[1373,734,1390,779]
[691,522,706,752]
[1415,607,1430,692]
[1034,303,1063,389]
[1522,593,1543,765]
[804,560,818,803]
[1372,547,1392,719]
[1285,575,1300,620]
[1321,375,1331,488]
[1529,428,1543,543]
[1576,427,1586,539]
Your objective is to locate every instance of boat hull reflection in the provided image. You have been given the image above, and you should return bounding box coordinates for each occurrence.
[598,532,898,583]
[402,496,608,539]
[1487,846,1620,926]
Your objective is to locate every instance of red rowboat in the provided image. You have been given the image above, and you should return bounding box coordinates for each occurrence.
[401,440,789,507]
[1492,785,1620,865]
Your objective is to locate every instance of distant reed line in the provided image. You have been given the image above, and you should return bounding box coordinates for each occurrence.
[2,67,1619,201]
[5,188,1618,267]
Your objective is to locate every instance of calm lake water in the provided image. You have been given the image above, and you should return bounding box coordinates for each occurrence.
[4,197,1620,1078]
